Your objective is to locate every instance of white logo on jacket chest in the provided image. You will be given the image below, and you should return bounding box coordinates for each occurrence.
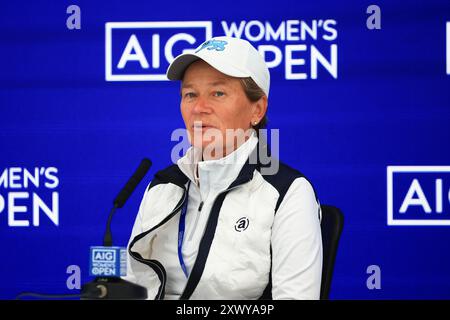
[234,217,250,232]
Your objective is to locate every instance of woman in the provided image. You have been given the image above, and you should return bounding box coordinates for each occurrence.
[125,36,323,300]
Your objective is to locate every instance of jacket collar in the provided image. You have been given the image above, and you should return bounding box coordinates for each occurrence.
[177,132,259,199]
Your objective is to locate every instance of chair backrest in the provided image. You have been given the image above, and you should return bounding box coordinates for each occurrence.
[319,205,344,300]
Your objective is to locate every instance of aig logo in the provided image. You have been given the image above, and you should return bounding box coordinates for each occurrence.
[105,21,212,81]
[92,248,116,263]
[387,166,450,226]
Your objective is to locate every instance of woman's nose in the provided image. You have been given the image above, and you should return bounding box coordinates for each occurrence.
[192,96,211,114]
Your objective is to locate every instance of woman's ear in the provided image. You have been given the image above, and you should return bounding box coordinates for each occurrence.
[252,95,268,124]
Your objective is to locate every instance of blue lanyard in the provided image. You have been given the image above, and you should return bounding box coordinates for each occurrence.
[177,182,191,278]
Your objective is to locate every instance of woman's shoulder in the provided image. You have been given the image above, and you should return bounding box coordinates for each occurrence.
[259,160,319,210]
[146,163,189,192]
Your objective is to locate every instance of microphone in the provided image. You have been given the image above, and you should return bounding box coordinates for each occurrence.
[81,158,152,300]
[113,158,152,208]
[104,158,152,247]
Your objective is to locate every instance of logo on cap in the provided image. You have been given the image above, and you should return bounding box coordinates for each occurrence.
[195,39,228,53]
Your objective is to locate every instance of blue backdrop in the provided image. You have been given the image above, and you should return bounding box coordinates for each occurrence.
[1,0,450,299]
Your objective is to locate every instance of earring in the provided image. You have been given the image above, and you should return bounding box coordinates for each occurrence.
[253,121,258,125]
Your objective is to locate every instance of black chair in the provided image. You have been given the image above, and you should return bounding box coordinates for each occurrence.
[319,205,344,300]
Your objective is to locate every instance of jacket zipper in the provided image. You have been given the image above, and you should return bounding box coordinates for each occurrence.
[187,182,203,241]
[179,180,250,298]
[188,200,204,241]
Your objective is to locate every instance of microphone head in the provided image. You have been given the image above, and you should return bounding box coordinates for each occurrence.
[113,158,152,208]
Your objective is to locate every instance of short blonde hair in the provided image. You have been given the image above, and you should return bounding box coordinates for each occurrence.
[239,77,268,130]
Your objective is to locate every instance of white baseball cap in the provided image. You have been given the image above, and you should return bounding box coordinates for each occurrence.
[166,36,270,97]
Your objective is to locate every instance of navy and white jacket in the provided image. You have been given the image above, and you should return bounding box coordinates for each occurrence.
[124,133,322,299]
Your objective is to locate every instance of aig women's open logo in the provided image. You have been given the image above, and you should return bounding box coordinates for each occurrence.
[0,167,59,227]
[105,20,338,81]
[387,166,450,226]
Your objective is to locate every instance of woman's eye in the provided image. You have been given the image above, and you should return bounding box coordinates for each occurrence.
[214,91,225,97]
[184,92,196,99]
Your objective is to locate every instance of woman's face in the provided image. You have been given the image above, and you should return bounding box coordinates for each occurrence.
[180,60,265,159]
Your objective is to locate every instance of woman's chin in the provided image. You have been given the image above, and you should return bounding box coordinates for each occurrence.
[192,141,221,150]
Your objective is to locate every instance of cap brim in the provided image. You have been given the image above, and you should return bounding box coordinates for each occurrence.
[166,53,250,80]
[166,54,201,80]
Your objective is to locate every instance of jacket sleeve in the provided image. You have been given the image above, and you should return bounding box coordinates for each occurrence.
[271,177,323,300]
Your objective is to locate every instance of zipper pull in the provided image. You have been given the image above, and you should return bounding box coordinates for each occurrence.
[198,201,204,212]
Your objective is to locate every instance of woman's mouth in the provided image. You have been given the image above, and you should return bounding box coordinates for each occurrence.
[192,123,216,130]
